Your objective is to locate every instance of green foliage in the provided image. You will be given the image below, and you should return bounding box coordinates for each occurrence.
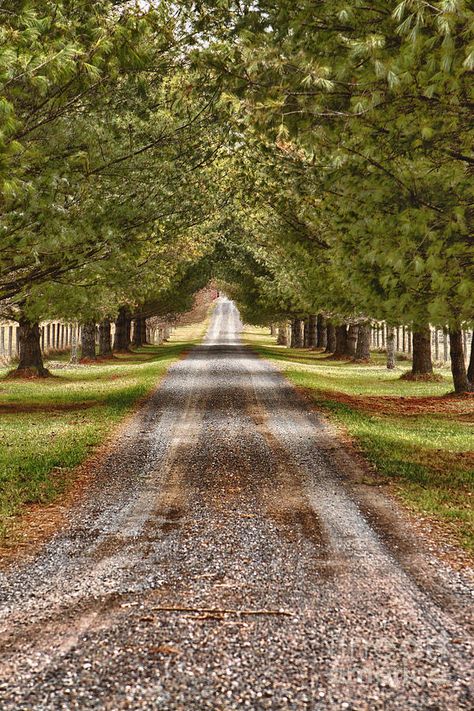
[0,0,472,391]
[183,0,473,331]
[0,1,226,323]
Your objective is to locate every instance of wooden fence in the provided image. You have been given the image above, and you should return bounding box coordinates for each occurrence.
[0,319,173,365]
[2,318,471,365]
[0,320,76,363]
[370,323,472,363]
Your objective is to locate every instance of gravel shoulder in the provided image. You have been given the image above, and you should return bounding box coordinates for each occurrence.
[0,298,472,710]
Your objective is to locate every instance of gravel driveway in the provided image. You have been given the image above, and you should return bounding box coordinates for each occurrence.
[0,298,472,709]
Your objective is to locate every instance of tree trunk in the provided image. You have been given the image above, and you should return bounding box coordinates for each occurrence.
[277,322,288,346]
[346,324,358,358]
[290,318,304,348]
[467,332,474,386]
[303,318,310,348]
[411,325,433,375]
[386,326,396,369]
[308,315,317,348]
[81,322,97,361]
[13,318,49,377]
[449,330,471,393]
[433,328,439,361]
[325,321,336,353]
[99,319,112,357]
[332,325,348,358]
[270,323,277,336]
[355,321,371,361]
[114,306,131,352]
[133,316,144,348]
[140,317,148,345]
[316,314,327,349]
[443,328,449,362]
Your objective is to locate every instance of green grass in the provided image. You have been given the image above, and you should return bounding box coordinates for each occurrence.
[0,317,209,539]
[244,326,474,554]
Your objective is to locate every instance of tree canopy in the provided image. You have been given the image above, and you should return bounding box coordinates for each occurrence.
[0,0,472,390]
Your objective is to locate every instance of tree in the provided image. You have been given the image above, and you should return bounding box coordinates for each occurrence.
[81,323,97,361]
[468,334,474,387]
[0,1,225,305]
[16,318,49,377]
[186,0,473,390]
[449,330,470,394]
[99,320,113,358]
[355,322,371,363]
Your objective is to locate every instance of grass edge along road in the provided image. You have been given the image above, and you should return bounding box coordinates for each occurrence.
[0,315,212,543]
[243,326,474,558]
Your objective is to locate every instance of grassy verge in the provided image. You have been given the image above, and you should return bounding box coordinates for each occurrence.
[0,316,210,539]
[243,326,474,554]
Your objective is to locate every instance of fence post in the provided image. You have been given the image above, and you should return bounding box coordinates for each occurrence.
[434,327,439,361]
[443,329,449,362]
[70,323,79,363]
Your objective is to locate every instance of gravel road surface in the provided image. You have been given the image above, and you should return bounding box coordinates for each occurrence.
[0,298,472,709]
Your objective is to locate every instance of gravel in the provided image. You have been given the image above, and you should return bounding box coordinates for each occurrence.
[0,298,472,709]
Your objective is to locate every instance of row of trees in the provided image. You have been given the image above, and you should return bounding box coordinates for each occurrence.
[0,2,472,392]
[201,150,472,387]
[182,0,473,392]
[0,2,226,375]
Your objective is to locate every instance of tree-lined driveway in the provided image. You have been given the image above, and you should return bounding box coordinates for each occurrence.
[0,298,472,709]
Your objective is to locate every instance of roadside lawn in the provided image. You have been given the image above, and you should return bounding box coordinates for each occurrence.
[243,327,474,555]
[0,318,210,540]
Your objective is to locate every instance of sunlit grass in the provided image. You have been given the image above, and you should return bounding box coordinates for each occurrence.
[243,326,453,397]
[244,326,474,553]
